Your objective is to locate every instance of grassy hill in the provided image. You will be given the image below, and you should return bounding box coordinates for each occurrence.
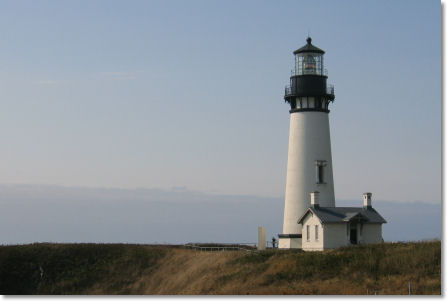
[0,241,440,295]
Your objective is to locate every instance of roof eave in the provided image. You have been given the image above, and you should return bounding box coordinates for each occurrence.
[293,48,325,55]
[321,221,386,224]
[297,208,324,225]
[297,208,313,224]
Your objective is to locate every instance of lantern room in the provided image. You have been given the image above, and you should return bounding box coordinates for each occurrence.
[284,37,335,112]
[293,37,325,76]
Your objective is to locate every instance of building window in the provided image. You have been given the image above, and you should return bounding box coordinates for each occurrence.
[315,225,319,241]
[315,160,327,184]
[306,225,310,241]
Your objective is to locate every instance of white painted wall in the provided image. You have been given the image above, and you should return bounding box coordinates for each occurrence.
[282,111,335,236]
[301,212,324,251]
[278,237,301,249]
[278,238,290,249]
[360,224,383,244]
[290,238,301,249]
[324,223,349,250]
[301,220,383,251]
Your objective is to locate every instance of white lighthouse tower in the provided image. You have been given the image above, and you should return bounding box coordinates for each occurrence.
[278,37,336,249]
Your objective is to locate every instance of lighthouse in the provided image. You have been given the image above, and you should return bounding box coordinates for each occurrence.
[278,37,336,249]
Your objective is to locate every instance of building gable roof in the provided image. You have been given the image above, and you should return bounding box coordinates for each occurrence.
[298,206,387,225]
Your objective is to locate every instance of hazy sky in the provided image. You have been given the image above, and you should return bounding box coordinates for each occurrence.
[0,0,441,205]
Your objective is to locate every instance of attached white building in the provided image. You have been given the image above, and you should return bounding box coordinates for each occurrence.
[297,192,386,251]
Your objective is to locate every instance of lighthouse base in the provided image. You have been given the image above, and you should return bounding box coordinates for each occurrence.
[278,234,302,249]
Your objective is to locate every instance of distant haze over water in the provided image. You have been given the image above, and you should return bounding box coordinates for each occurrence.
[0,184,440,245]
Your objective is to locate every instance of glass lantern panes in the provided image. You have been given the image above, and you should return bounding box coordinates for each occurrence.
[295,52,324,75]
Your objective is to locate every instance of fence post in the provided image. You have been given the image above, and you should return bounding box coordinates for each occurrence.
[409,282,412,295]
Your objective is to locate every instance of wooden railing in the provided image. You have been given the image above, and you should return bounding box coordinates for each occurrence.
[183,243,257,252]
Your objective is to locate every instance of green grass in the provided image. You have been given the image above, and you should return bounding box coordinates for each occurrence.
[253,241,440,294]
[231,249,277,264]
[0,243,166,295]
[220,240,441,294]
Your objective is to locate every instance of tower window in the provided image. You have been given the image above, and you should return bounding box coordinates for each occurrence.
[302,97,308,109]
[291,99,296,109]
[315,160,327,184]
[315,98,322,109]
[318,166,324,183]
[308,97,315,108]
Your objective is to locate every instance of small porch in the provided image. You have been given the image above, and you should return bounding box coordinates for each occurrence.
[344,213,369,245]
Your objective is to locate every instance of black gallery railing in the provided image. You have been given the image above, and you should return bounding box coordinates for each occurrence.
[285,84,334,96]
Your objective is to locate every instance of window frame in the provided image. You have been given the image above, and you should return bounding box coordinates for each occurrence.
[315,160,327,184]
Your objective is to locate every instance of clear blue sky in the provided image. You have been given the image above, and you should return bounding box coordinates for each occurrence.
[0,0,440,204]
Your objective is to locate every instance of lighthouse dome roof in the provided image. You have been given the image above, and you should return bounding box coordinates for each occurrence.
[293,37,325,55]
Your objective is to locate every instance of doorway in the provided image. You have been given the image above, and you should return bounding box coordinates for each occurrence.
[350,223,358,245]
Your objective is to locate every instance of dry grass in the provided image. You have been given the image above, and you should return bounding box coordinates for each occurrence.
[135,249,239,294]
[0,241,440,295]
[129,241,440,295]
